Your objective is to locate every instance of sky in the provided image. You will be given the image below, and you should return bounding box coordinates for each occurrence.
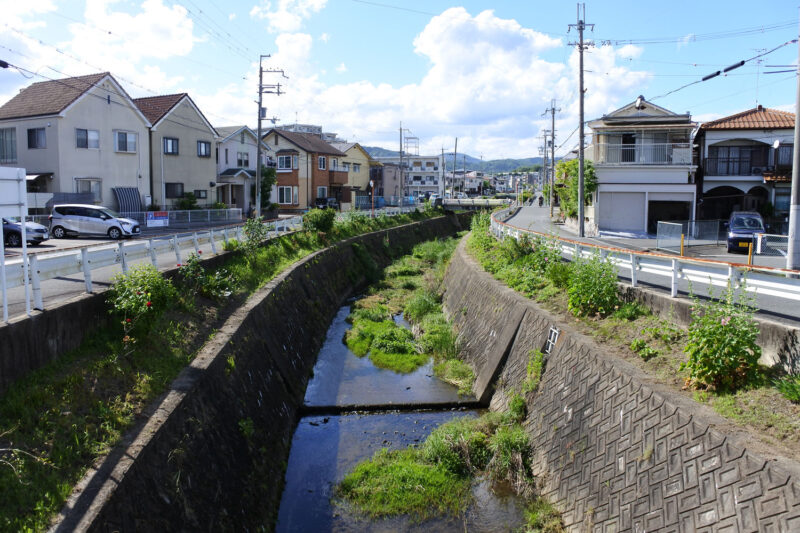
[1,0,799,160]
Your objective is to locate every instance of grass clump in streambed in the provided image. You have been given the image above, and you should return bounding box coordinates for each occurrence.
[344,236,475,387]
[337,408,563,530]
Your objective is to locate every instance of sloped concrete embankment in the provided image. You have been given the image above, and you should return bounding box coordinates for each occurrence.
[50,213,470,532]
[443,237,800,532]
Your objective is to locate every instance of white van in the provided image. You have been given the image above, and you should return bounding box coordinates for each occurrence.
[49,204,141,240]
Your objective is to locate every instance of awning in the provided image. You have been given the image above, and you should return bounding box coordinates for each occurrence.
[26,173,52,180]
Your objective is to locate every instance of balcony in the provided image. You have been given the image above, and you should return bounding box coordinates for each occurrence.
[329,169,348,185]
[594,143,692,165]
[703,158,774,177]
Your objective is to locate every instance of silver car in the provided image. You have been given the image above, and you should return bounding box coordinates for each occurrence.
[49,204,141,240]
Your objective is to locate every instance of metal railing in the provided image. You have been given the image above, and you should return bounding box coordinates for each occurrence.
[490,209,800,303]
[594,142,693,165]
[444,198,512,208]
[1,207,418,322]
[756,234,789,257]
[656,220,722,253]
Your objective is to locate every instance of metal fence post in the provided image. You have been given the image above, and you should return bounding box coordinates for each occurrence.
[30,254,43,310]
[173,235,182,265]
[671,258,678,297]
[81,248,93,293]
[118,242,128,273]
[192,232,200,254]
[148,238,158,268]
[630,253,638,287]
[210,229,218,254]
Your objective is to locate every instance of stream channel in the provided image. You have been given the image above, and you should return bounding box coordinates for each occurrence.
[274,302,527,532]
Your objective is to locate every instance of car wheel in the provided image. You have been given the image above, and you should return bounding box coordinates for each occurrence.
[108,227,122,240]
[5,232,22,247]
[52,226,66,239]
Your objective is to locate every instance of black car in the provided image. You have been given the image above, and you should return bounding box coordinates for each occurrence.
[725,211,765,253]
[3,217,50,247]
[314,197,339,210]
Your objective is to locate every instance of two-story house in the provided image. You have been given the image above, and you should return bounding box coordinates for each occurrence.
[0,72,152,214]
[695,105,794,224]
[374,154,443,199]
[588,96,697,234]
[133,93,217,209]
[214,125,275,211]
[262,128,347,212]
[330,141,373,210]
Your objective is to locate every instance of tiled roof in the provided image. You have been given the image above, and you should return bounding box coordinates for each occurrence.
[0,72,110,120]
[270,129,346,156]
[133,93,187,125]
[215,126,245,139]
[702,105,795,130]
[330,141,356,153]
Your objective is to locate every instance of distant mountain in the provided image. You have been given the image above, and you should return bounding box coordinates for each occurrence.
[363,145,542,173]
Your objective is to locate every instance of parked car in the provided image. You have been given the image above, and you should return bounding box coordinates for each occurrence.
[725,211,765,253]
[313,197,339,210]
[428,194,443,208]
[2,217,49,247]
[49,204,141,240]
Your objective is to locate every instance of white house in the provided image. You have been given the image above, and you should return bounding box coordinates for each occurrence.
[695,105,794,222]
[214,125,275,211]
[373,154,443,198]
[0,72,152,213]
[588,96,697,234]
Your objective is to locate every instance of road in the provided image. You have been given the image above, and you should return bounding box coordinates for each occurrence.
[504,206,799,327]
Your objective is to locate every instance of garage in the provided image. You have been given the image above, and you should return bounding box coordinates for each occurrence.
[647,192,693,234]
[597,192,645,232]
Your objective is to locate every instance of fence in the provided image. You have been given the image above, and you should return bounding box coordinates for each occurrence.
[490,210,800,304]
[24,209,243,235]
[756,234,789,257]
[0,207,417,322]
[656,219,722,253]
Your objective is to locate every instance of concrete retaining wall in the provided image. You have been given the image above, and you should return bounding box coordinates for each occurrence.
[49,213,470,532]
[443,238,800,532]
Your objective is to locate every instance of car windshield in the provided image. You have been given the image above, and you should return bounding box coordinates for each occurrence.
[730,216,764,231]
[99,208,121,218]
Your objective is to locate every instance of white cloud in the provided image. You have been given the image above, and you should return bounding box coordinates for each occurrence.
[335,62,347,73]
[250,0,327,33]
[678,33,695,49]
[229,13,236,21]
[1,0,58,29]
[319,32,329,43]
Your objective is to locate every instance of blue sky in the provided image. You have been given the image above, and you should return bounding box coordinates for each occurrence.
[1,0,799,159]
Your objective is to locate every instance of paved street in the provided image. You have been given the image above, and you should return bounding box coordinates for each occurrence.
[504,205,800,327]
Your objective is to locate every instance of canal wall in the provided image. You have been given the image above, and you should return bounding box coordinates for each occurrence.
[50,212,471,532]
[443,237,800,532]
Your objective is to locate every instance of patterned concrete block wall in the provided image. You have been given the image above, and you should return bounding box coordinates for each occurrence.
[443,238,800,532]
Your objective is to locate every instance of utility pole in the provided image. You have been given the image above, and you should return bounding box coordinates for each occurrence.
[541,130,551,213]
[569,3,593,237]
[441,147,446,197]
[788,10,800,270]
[255,56,286,217]
[453,137,458,198]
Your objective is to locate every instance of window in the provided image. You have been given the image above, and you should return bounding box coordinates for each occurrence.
[332,159,338,170]
[27,128,46,149]
[194,189,208,199]
[278,186,293,204]
[165,182,184,198]
[163,137,179,155]
[343,162,350,171]
[76,129,99,149]
[278,155,293,170]
[197,140,211,157]
[292,155,298,168]
[115,131,137,153]
[317,186,328,199]
[75,178,102,202]
[274,135,278,145]
[318,155,326,170]
[353,163,361,173]
[241,132,246,144]
[237,151,249,168]
[225,149,229,164]
[0,128,16,164]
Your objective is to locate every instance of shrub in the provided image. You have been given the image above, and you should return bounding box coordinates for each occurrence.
[612,302,649,321]
[522,350,544,393]
[303,208,336,233]
[630,338,658,361]
[241,216,268,264]
[107,265,177,340]
[487,425,531,483]
[681,282,761,391]
[567,253,619,317]
[530,236,561,274]
[508,394,527,421]
[371,326,415,354]
[222,238,240,252]
[545,261,572,289]
[775,375,800,403]
[404,290,439,323]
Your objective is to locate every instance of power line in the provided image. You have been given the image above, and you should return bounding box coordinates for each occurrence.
[599,20,796,46]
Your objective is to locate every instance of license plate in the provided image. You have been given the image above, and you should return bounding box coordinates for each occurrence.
[133,227,140,233]
[739,242,749,247]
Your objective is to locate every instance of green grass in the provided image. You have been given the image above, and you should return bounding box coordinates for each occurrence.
[0,209,441,533]
[433,360,475,395]
[522,351,544,394]
[522,497,566,532]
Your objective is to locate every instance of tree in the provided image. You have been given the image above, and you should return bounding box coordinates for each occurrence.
[251,165,277,208]
[554,159,596,219]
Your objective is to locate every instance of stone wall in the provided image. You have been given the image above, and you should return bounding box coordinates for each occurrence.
[50,212,470,532]
[443,238,800,532]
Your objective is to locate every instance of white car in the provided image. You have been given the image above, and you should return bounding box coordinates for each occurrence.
[49,204,141,240]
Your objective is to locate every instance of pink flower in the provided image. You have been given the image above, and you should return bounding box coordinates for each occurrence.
[146,301,152,308]
[198,250,202,254]
[720,316,731,326]
[126,318,132,323]
[177,264,182,267]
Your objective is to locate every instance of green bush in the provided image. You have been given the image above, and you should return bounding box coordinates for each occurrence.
[404,290,439,323]
[303,208,336,233]
[630,338,658,361]
[612,302,649,321]
[107,264,177,333]
[775,375,800,403]
[241,216,268,264]
[545,261,572,289]
[371,326,415,354]
[522,350,544,393]
[508,394,527,421]
[682,282,761,391]
[567,253,619,317]
[530,236,561,274]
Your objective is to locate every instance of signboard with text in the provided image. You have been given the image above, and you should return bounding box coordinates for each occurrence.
[146,211,169,227]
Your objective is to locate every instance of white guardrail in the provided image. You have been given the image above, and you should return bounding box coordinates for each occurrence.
[490,208,800,304]
[0,207,417,322]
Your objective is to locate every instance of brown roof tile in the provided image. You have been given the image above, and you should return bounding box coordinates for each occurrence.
[0,72,110,120]
[132,93,187,125]
[270,129,346,156]
[702,105,795,130]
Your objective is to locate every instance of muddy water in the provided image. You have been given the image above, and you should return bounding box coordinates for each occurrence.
[275,303,526,531]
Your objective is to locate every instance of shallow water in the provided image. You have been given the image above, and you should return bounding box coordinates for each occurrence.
[275,302,525,532]
[303,305,468,407]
